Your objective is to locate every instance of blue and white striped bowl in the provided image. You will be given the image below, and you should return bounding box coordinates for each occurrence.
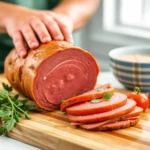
[109,46,150,92]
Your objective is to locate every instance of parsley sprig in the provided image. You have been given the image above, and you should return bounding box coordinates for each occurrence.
[103,91,113,100]
[0,83,34,135]
[91,99,103,103]
[91,92,113,103]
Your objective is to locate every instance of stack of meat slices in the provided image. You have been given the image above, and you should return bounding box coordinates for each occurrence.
[61,84,143,131]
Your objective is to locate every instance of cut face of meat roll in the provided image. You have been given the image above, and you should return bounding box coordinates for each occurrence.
[4,41,99,110]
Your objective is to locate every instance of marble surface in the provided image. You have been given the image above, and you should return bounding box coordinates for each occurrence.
[0,72,125,150]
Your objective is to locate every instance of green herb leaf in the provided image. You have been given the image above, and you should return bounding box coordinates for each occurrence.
[21,99,28,105]
[15,101,24,107]
[0,91,6,98]
[14,114,21,123]
[91,99,103,103]
[0,110,12,117]
[2,83,12,92]
[0,127,6,136]
[4,118,16,131]
[0,110,5,117]
[11,94,19,102]
[103,92,113,100]
[16,111,22,118]
[0,83,34,135]
[25,112,30,119]
[3,116,11,122]
[23,104,35,111]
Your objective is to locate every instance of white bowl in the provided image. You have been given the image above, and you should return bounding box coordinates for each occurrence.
[109,45,150,92]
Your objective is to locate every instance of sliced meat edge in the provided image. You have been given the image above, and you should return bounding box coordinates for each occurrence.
[78,106,142,130]
[67,99,136,123]
[61,84,114,112]
[66,92,127,115]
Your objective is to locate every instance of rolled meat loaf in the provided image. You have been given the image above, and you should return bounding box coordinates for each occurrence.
[4,41,99,110]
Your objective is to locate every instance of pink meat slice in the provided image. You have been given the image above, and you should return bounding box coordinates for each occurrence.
[121,106,143,119]
[99,118,139,131]
[79,116,140,130]
[66,92,127,115]
[61,84,114,112]
[67,99,136,123]
[73,106,142,129]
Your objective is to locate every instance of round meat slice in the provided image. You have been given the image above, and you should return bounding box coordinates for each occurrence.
[66,92,127,115]
[61,84,114,112]
[67,99,136,123]
[121,106,143,119]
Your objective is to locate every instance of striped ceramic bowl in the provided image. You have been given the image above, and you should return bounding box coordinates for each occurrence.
[109,46,150,92]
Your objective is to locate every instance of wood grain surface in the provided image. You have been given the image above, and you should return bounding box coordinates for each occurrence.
[0,75,150,150]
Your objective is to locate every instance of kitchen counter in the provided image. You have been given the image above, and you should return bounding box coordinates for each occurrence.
[0,72,124,150]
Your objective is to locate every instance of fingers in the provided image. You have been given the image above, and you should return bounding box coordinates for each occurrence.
[30,17,51,43]
[59,21,73,43]
[52,14,73,43]
[10,12,73,58]
[40,14,63,41]
[12,30,27,58]
[20,24,39,49]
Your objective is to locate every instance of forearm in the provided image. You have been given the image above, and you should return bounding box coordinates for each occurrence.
[0,2,14,32]
[0,2,28,33]
[52,0,100,31]
[0,2,75,57]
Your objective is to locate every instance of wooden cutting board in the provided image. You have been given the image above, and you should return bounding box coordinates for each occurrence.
[0,74,150,150]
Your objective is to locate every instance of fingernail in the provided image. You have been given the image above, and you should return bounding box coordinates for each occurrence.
[67,34,73,43]
[55,35,63,40]
[68,38,73,43]
[19,51,26,58]
[42,37,51,43]
[30,42,39,48]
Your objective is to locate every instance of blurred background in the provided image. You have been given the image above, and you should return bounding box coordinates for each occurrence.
[75,0,150,71]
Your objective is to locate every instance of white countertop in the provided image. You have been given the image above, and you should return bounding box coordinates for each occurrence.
[0,72,124,150]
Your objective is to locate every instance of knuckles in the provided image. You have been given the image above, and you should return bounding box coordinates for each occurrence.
[26,15,37,22]
[32,21,42,28]
[8,11,72,46]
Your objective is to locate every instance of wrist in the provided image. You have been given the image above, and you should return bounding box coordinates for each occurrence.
[52,10,74,31]
[0,2,31,28]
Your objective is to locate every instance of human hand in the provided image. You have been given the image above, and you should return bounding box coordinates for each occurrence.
[4,7,73,58]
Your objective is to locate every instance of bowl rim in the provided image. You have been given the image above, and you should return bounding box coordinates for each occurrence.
[109,45,150,64]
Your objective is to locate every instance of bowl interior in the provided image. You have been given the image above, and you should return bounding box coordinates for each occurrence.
[109,45,150,62]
